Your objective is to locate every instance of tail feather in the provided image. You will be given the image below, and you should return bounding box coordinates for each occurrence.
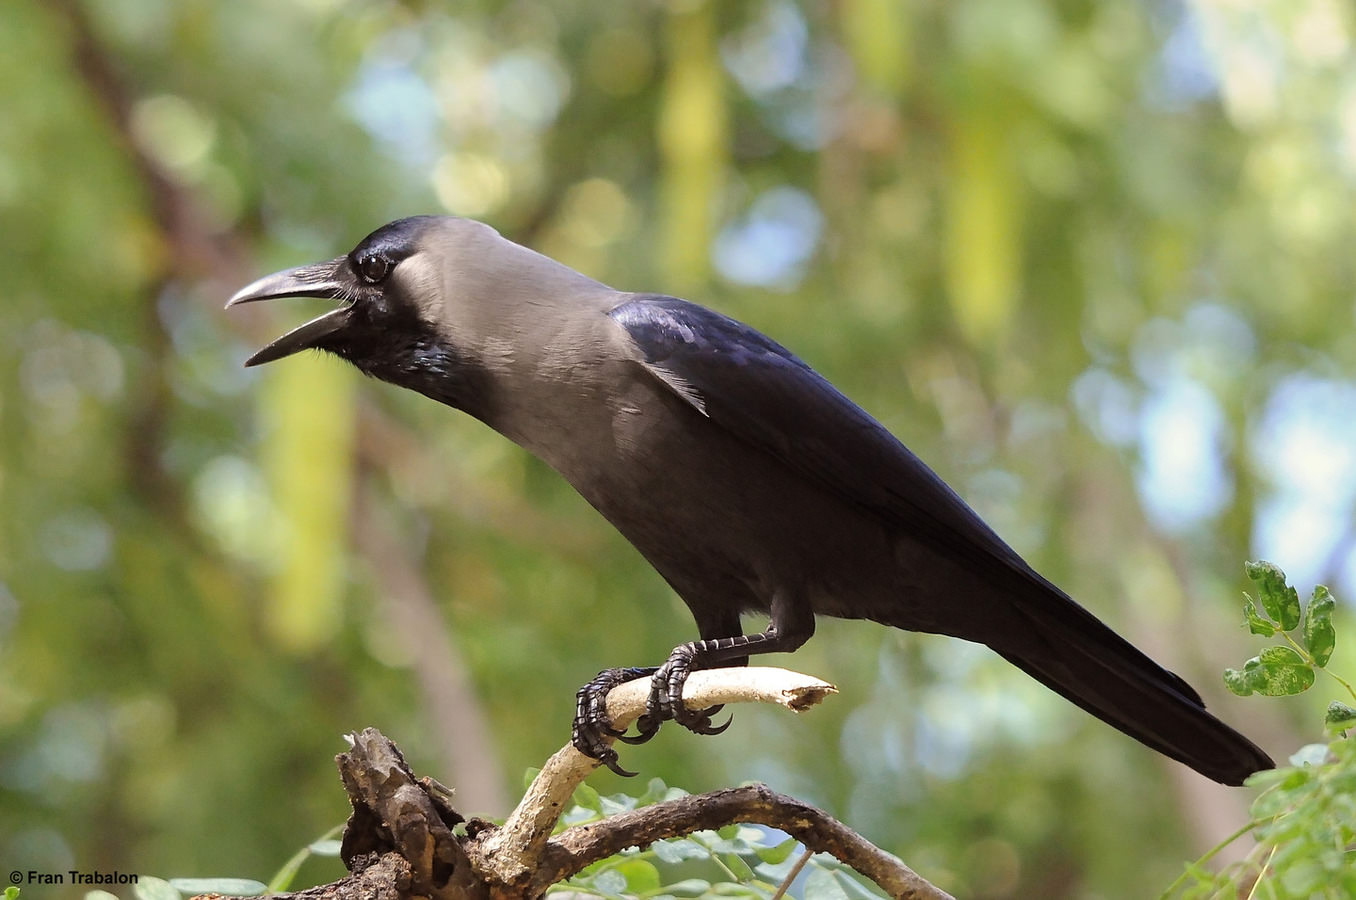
[993,594,1274,786]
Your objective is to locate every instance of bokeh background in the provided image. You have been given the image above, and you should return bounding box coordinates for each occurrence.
[3,0,1354,896]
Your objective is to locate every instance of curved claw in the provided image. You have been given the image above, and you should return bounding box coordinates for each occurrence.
[694,712,733,736]
[599,750,639,778]
[617,713,662,745]
[673,705,734,736]
[572,666,659,772]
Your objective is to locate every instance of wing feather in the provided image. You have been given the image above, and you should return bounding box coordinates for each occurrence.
[610,295,1031,577]
[608,294,1206,706]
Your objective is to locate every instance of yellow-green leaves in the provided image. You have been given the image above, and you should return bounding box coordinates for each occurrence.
[945,109,1020,347]
[1243,595,1276,637]
[657,0,727,293]
[1325,701,1356,733]
[1224,646,1314,697]
[1243,559,1301,631]
[260,355,355,652]
[1304,586,1336,668]
[1225,561,1340,699]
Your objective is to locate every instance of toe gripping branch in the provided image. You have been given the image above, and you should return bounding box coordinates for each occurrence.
[572,631,794,776]
[573,666,657,777]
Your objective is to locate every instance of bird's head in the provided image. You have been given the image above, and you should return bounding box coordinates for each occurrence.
[227,215,466,367]
[229,215,611,417]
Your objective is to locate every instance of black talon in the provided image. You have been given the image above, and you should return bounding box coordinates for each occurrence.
[599,750,638,778]
[671,702,732,735]
[571,666,659,770]
[570,647,748,770]
[694,712,733,735]
[617,713,661,744]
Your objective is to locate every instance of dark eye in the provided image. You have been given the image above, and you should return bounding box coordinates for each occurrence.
[358,254,391,284]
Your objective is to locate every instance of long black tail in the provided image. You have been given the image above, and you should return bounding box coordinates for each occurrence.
[991,593,1273,786]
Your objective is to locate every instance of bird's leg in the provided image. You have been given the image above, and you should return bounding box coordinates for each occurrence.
[572,666,657,776]
[572,599,813,775]
[647,598,816,738]
[643,629,768,735]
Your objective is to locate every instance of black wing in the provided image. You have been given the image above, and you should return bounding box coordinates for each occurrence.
[609,293,1039,589]
[605,295,1285,784]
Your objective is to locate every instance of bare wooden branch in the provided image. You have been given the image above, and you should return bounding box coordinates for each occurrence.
[272,851,415,900]
[335,729,482,899]
[479,666,837,872]
[265,669,950,900]
[532,784,953,900]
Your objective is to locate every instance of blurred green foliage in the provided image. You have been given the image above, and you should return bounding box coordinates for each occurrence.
[2,0,1355,897]
[1172,565,1355,897]
[557,777,891,899]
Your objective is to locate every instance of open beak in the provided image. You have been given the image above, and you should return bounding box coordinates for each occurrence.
[226,257,353,366]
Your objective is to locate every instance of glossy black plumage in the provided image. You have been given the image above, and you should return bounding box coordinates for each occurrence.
[229,216,1274,786]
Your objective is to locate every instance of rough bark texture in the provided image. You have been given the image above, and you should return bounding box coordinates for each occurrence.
[245,669,954,900]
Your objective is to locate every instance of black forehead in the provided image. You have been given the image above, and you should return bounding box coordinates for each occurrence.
[349,215,441,262]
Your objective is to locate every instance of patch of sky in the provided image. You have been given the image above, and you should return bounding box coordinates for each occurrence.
[346,30,440,167]
[721,0,831,149]
[721,0,808,97]
[1135,376,1233,533]
[712,187,822,290]
[1145,4,1219,109]
[1251,375,1356,595]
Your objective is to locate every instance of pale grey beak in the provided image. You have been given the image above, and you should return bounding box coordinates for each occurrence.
[226,257,353,367]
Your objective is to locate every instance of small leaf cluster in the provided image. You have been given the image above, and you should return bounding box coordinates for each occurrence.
[558,778,885,900]
[1166,738,1356,899]
[1223,561,1338,704]
[1165,562,1355,899]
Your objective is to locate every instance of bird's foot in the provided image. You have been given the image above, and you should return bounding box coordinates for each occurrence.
[571,648,734,776]
[572,666,656,777]
[644,642,733,738]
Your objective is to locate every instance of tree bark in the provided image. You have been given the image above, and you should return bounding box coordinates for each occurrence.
[253,668,953,900]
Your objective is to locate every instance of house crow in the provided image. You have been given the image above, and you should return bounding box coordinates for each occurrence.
[228,215,1273,785]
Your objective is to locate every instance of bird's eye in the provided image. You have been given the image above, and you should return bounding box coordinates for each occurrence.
[358,254,391,284]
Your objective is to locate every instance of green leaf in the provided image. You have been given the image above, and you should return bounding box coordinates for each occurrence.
[637,777,672,806]
[754,837,799,865]
[651,838,709,865]
[1242,595,1276,636]
[5,888,20,900]
[267,843,310,894]
[831,870,886,900]
[1302,585,1336,667]
[1222,667,1253,697]
[133,878,180,900]
[1226,647,1314,697]
[167,879,267,897]
[804,868,852,900]
[1249,646,1316,695]
[1280,858,1324,896]
[721,853,755,881]
[599,792,638,815]
[570,782,603,814]
[615,859,661,894]
[1244,766,1309,789]
[662,879,713,897]
[1288,742,1332,767]
[268,825,344,892]
[1325,701,1356,731]
[1245,560,1301,631]
[84,893,119,900]
[591,868,628,897]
